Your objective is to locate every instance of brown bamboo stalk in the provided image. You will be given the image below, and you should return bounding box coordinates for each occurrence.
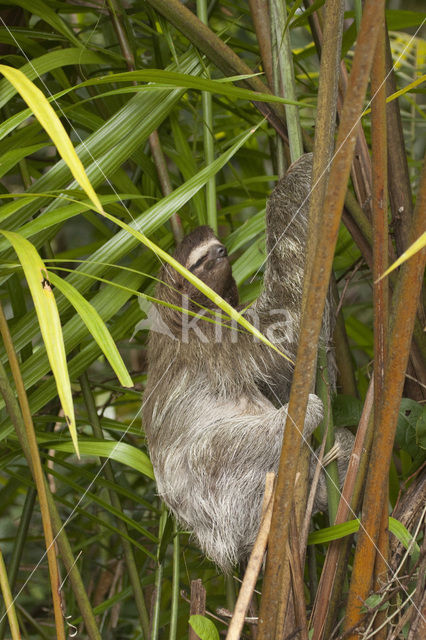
[310,380,374,639]
[304,0,344,292]
[343,158,426,638]
[371,17,389,640]
[384,30,426,401]
[384,29,413,256]
[305,0,373,226]
[0,306,65,640]
[257,2,386,637]
[226,473,275,640]
[143,0,289,142]
[108,0,183,243]
[248,0,274,90]
[288,518,309,640]
[281,445,312,639]
[189,580,206,640]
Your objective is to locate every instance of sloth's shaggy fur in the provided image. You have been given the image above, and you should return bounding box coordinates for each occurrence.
[142,154,353,571]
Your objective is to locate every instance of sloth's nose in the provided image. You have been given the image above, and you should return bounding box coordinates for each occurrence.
[211,244,227,259]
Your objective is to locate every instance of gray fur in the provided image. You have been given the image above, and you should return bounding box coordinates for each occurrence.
[142,154,352,572]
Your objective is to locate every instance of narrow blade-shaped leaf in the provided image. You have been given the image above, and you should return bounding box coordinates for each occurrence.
[0,229,78,456]
[48,271,133,388]
[47,440,154,479]
[0,64,103,214]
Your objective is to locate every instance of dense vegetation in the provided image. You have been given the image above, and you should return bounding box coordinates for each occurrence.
[0,1,424,639]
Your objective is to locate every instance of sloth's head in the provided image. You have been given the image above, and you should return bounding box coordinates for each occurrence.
[161,226,238,310]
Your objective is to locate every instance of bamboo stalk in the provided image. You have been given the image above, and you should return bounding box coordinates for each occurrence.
[108,0,184,243]
[0,550,21,640]
[270,0,303,162]
[248,0,274,90]
[226,474,275,640]
[371,17,389,639]
[189,580,206,640]
[257,2,386,637]
[79,373,150,639]
[310,380,374,639]
[197,0,217,233]
[343,159,426,638]
[0,316,101,639]
[169,520,180,640]
[0,306,65,640]
[144,0,289,142]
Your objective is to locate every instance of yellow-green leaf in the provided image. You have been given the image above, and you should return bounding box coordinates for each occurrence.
[377,231,426,281]
[48,271,133,388]
[48,440,154,479]
[0,230,78,456]
[0,64,104,214]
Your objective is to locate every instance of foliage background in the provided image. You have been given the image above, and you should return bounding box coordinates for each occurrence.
[0,1,424,639]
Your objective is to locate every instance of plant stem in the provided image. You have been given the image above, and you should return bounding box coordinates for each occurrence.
[258,2,386,636]
[0,548,21,640]
[197,0,217,233]
[270,0,302,162]
[0,305,65,640]
[79,372,150,639]
[344,156,426,640]
[0,307,100,639]
[168,521,180,640]
[0,488,36,640]
[371,17,389,639]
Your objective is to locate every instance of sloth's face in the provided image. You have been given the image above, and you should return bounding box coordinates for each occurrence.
[186,238,235,304]
[162,226,239,309]
[187,239,229,277]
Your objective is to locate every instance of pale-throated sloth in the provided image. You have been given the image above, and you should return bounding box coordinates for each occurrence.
[142,153,353,571]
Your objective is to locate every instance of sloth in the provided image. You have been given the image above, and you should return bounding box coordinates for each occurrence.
[142,153,354,572]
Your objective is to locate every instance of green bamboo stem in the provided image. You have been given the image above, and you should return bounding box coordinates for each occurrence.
[0,312,100,640]
[107,0,184,243]
[151,505,167,640]
[354,0,363,33]
[258,1,387,636]
[197,0,217,233]
[316,350,340,527]
[0,549,21,640]
[0,305,65,640]
[79,372,150,639]
[0,488,36,640]
[168,521,180,640]
[144,0,289,142]
[270,0,303,162]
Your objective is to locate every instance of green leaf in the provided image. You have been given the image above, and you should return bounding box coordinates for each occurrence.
[0,48,107,110]
[46,439,154,480]
[308,517,419,560]
[0,230,78,455]
[416,409,426,450]
[0,64,104,214]
[0,144,46,179]
[8,0,81,46]
[361,593,388,612]
[385,10,426,30]
[188,615,220,640]
[308,519,360,544]
[395,398,424,458]
[47,271,133,388]
[72,69,306,106]
[332,395,362,427]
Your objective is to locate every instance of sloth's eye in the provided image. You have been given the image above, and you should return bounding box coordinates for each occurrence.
[189,255,207,272]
